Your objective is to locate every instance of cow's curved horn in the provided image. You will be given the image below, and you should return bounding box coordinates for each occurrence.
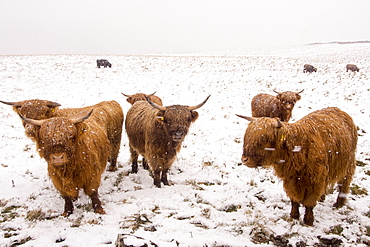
[273,90,282,95]
[149,91,157,96]
[145,96,166,111]
[235,114,256,122]
[18,114,46,126]
[121,93,132,98]
[70,109,94,124]
[46,101,61,107]
[0,100,22,107]
[296,89,304,94]
[188,95,211,111]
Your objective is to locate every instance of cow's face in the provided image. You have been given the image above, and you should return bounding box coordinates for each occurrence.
[276,91,301,111]
[38,118,78,166]
[19,110,93,166]
[156,105,199,142]
[237,116,282,168]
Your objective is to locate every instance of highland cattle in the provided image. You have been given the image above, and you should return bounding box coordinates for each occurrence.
[20,110,110,216]
[122,92,163,106]
[125,95,210,187]
[236,107,357,226]
[0,100,123,171]
[251,90,303,122]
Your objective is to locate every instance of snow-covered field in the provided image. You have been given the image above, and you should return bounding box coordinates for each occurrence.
[0,44,369,247]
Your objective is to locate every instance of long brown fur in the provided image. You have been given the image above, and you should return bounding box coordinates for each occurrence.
[238,107,357,226]
[125,97,208,187]
[23,113,110,216]
[251,91,302,122]
[1,99,123,171]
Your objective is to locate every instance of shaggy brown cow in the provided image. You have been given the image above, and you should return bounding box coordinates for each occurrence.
[236,107,357,226]
[346,64,359,72]
[0,99,123,171]
[125,95,210,187]
[251,90,303,122]
[122,92,163,106]
[20,110,110,216]
[303,64,317,73]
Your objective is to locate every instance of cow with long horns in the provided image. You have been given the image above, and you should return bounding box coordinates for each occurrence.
[236,107,357,226]
[251,90,303,122]
[19,110,110,216]
[0,99,123,171]
[125,95,210,187]
[122,92,163,106]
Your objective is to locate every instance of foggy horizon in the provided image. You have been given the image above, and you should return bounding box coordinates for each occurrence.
[1,0,369,55]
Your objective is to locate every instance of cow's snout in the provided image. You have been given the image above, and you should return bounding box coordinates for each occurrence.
[242,156,249,163]
[50,153,68,166]
[172,131,185,142]
[284,103,294,110]
[241,154,260,168]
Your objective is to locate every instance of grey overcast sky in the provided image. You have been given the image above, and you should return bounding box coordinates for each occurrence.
[1,0,369,55]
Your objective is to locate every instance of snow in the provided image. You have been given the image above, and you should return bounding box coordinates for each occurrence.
[0,43,370,247]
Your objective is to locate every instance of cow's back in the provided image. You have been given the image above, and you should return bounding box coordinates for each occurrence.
[125,101,157,156]
[294,107,357,183]
[251,93,279,118]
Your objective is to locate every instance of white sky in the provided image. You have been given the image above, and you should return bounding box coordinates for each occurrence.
[1,0,369,55]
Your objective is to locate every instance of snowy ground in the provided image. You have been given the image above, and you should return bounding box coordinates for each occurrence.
[0,44,369,247]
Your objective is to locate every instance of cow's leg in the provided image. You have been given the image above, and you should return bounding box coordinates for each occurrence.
[161,168,169,186]
[153,170,162,188]
[303,206,314,226]
[142,157,149,170]
[89,191,106,214]
[107,156,117,172]
[334,181,348,208]
[62,196,74,217]
[290,200,300,220]
[130,146,139,173]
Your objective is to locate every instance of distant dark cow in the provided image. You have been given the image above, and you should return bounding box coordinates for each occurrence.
[97,59,112,68]
[20,110,110,216]
[236,107,357,226]
[122,92,163,106]
[303,64,317,73]
[346,64,359,72]
[0,99,123,172]
[125,95,210,187]
[251,90,303,122]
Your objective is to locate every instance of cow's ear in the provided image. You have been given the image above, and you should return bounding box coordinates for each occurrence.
[155,111,165,123]
[276,94,282,100]
[190,111,199,122]
[295,94,301,101]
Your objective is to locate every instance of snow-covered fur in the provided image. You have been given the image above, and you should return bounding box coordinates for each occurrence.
[251,90,303,122]
[237,107,358,226]
[125,96,210,187]
[0,99,123,171]
[20,111,110,216]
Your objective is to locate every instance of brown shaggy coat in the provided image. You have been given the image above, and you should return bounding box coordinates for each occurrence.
[122,92,163,106]
[303,64,317,73]
[237,107,357,226]
[125,96,210,187]
[0,99,123,171]
[251,90,303,122]
[20,111,110,216]
[346,64,359,72]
